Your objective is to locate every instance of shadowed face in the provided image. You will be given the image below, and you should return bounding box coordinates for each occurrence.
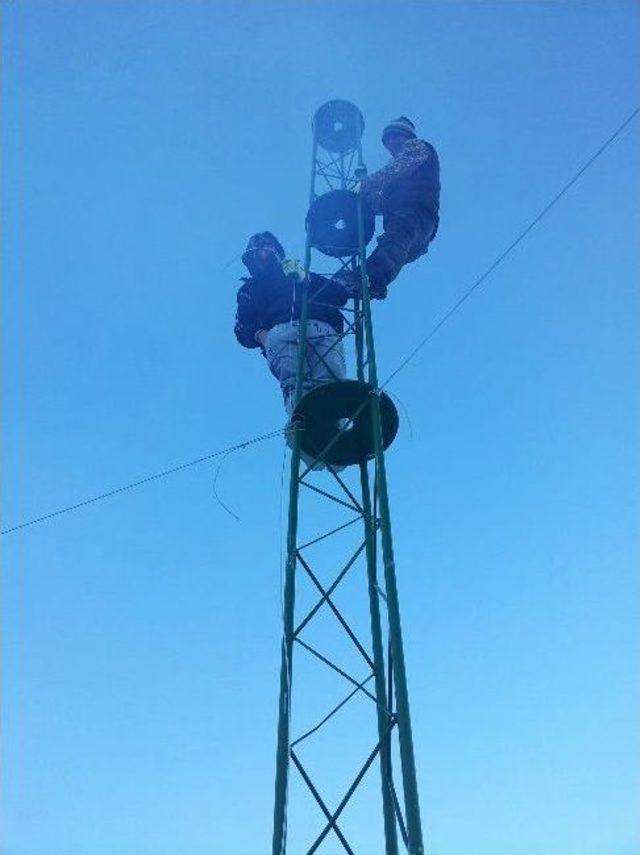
[383,131,411,156]
[255,245,278,265]
[255,234,280,258]
[242,234,283,276]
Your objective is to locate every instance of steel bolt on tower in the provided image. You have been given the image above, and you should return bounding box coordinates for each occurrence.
[272,100,424,855]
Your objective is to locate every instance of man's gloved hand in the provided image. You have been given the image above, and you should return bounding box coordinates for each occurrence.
[281,257,305,281]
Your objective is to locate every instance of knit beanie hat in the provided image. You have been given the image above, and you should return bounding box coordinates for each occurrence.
[382,116,416,143]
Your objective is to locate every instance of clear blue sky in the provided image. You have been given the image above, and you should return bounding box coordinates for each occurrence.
[2,2,638,854]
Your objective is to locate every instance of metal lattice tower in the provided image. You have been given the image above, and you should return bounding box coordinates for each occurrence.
[272,100,425,855]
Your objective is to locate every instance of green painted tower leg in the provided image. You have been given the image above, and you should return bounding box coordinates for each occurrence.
[270,101,425,854]
[355,300,400,855]
[355,158,425,854]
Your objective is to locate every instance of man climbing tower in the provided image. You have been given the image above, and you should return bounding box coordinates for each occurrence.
[234,231,349,414]
[346,116,440,299]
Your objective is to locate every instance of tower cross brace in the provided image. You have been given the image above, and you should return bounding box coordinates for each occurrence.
[271,100,425,855]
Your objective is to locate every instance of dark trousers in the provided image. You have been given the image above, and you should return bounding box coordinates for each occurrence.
[365,208,437,299]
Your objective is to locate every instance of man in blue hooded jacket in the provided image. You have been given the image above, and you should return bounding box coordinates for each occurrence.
[234,232,349,413]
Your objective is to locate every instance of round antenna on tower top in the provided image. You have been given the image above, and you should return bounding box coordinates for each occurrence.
[313,100,364,153]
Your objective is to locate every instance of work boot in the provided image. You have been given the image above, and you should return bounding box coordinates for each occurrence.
[367,274,388,300]
[332,270,360,298]
[332,269,386,301]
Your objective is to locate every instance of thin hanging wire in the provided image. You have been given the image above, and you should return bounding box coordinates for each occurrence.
[4,105,638,538]
[1,428,285,535]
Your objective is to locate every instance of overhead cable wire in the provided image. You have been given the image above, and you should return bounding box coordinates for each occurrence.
[1,428,285,535]
[381,105,640,389]
[3,105,638,537]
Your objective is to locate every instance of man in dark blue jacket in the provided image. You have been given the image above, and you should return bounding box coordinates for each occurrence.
[234,232,349,413]
[346,116,440,299]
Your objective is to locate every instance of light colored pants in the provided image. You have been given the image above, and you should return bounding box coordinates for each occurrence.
[265,320,346,414]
